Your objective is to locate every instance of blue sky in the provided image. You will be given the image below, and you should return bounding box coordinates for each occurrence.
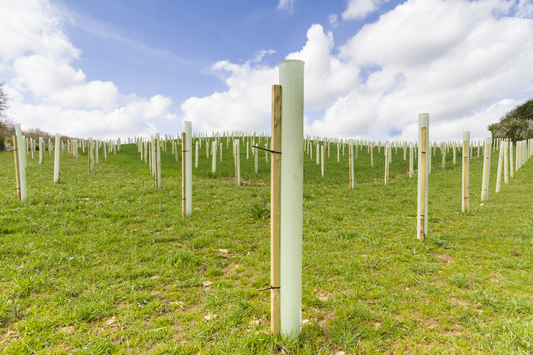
[1,0,533,140]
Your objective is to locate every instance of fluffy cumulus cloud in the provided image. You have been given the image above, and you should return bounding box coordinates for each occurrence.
[314,0,533,140]
[188,0,533,141]
[181,24,358,132]
[342,0,385,20]
[286,25,360,110]
[0,0,175,138]
[181,58,278,133]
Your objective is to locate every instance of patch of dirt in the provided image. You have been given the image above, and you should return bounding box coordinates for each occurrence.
[318,310,336,329]
[223,263,241,275]
[317,292,333,301]
[436,254,453,263]
[450,298,484,313]
[0,330,18,345]
[420,317,440,329]
[60,326,75,333]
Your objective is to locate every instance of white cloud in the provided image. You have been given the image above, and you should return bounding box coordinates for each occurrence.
[181,25,359,132]
[309,0,533,141]
[394,99,519,142]
[0,0,177,138]
[12,54,119,110]
[253,49,276,63]
[123,95,176,120]
[0,0,79,61]
[328,14,339,28]
[278,0,296,12]
[286,24,360,110]
[181,59,278,133]
[183,0,533,142]
[342,0,384,21]
[516,0,533,18]
[11,102,157,139]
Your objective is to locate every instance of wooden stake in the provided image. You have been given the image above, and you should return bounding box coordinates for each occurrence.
[13,135,21,201]
[270,84,281,336]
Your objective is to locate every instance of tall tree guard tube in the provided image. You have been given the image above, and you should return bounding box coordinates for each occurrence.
[88,138,94,172]
[462,132,470,212]
[39,137,44,164]
[54,133,61,183]
[279,59,304,338]
[349,139,354,189]
[185,121,192,216]
[156,133,161,189]
[417,114,429,241]
[182,132,187,217]
[481,137,492,202]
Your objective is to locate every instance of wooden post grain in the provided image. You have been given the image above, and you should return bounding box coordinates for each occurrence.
[13,135,21,201]
[270,84,281,335]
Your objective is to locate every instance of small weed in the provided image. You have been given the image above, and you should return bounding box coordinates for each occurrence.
[248,200,270,220]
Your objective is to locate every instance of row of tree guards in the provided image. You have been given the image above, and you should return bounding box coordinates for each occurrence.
[11,128,122,202]
[9,59,533,338]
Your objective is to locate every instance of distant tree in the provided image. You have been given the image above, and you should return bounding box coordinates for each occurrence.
[0,82,15,138]
[488,99,533,142]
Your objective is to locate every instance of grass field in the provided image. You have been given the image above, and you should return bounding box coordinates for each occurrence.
[0,140,532,354]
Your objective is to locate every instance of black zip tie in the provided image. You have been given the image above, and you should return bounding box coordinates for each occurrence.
[258,285,280,292]
[182,150,190,152]
[252,145,281,155]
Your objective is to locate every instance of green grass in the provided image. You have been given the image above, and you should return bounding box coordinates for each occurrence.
[0,140,532,354]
